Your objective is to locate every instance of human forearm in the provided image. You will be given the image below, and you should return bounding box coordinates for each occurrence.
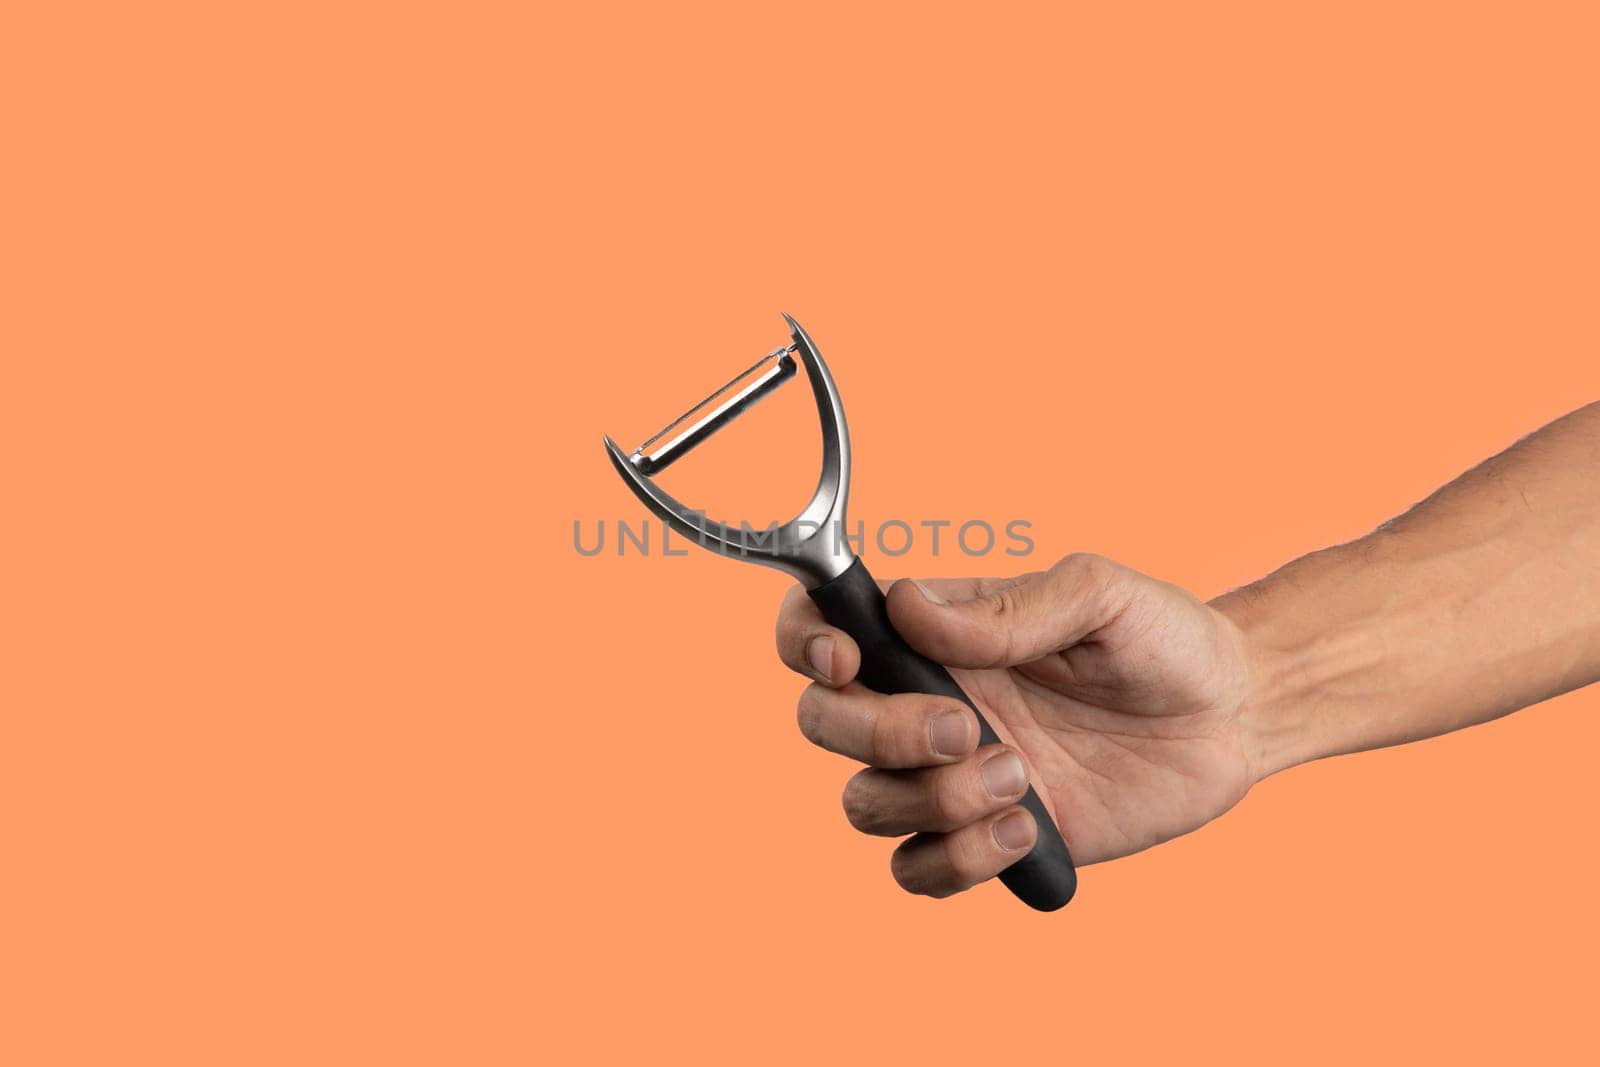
[1217,403,1600,779]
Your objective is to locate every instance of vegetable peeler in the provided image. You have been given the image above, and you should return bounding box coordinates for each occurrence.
[602,315,1077,911]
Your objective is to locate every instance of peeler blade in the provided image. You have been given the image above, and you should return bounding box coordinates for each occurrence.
[628,346,798,476]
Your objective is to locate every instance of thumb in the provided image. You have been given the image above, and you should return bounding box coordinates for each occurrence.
[886,554,1130,669]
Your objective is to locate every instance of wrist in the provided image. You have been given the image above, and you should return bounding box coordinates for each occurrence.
[1213,541,1392,782]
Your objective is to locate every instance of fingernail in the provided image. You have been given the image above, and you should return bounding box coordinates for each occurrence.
[993,810,1034,851]
[928,709,970,756]
[912,579,947,605]
[806,635,833,682]
[981,752,1027,798]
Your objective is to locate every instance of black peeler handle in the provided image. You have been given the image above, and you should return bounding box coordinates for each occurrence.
[808,558,1077,912]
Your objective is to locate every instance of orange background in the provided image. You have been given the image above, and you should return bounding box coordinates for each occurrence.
[4,2,1597,1064]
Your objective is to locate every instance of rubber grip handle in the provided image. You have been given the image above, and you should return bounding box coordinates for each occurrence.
[808,558,1077,911]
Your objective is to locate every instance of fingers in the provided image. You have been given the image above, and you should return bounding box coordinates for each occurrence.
[890,808,1038,898]
[886,553,1132,669]
[778,574,1064,901]
[775,585,860,686]
[841,744,1030,835]
[796,684,978,768]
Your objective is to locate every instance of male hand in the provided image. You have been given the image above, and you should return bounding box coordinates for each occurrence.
[776,554,1257,898]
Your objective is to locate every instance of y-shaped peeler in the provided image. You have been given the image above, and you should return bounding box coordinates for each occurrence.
[603,315,1077,911]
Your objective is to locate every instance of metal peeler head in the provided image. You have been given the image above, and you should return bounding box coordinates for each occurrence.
[603,314,856,587]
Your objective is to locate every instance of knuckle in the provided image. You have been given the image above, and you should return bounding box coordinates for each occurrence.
[985,586,1021,618]
[795,686,826,745]
[841,773,886,832]
[779,583,808,613]
[890,842,944,897]
[925,774,968,830]
[1058,550,1107,575]
[888,847,918,892]
[941,831,988,890]
[864,700,896,763]
[976,589,1026,667]
[775,587,810,650]
[1058,551,1119,593]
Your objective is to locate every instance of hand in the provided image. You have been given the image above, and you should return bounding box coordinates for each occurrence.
[775,553,1259,899]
